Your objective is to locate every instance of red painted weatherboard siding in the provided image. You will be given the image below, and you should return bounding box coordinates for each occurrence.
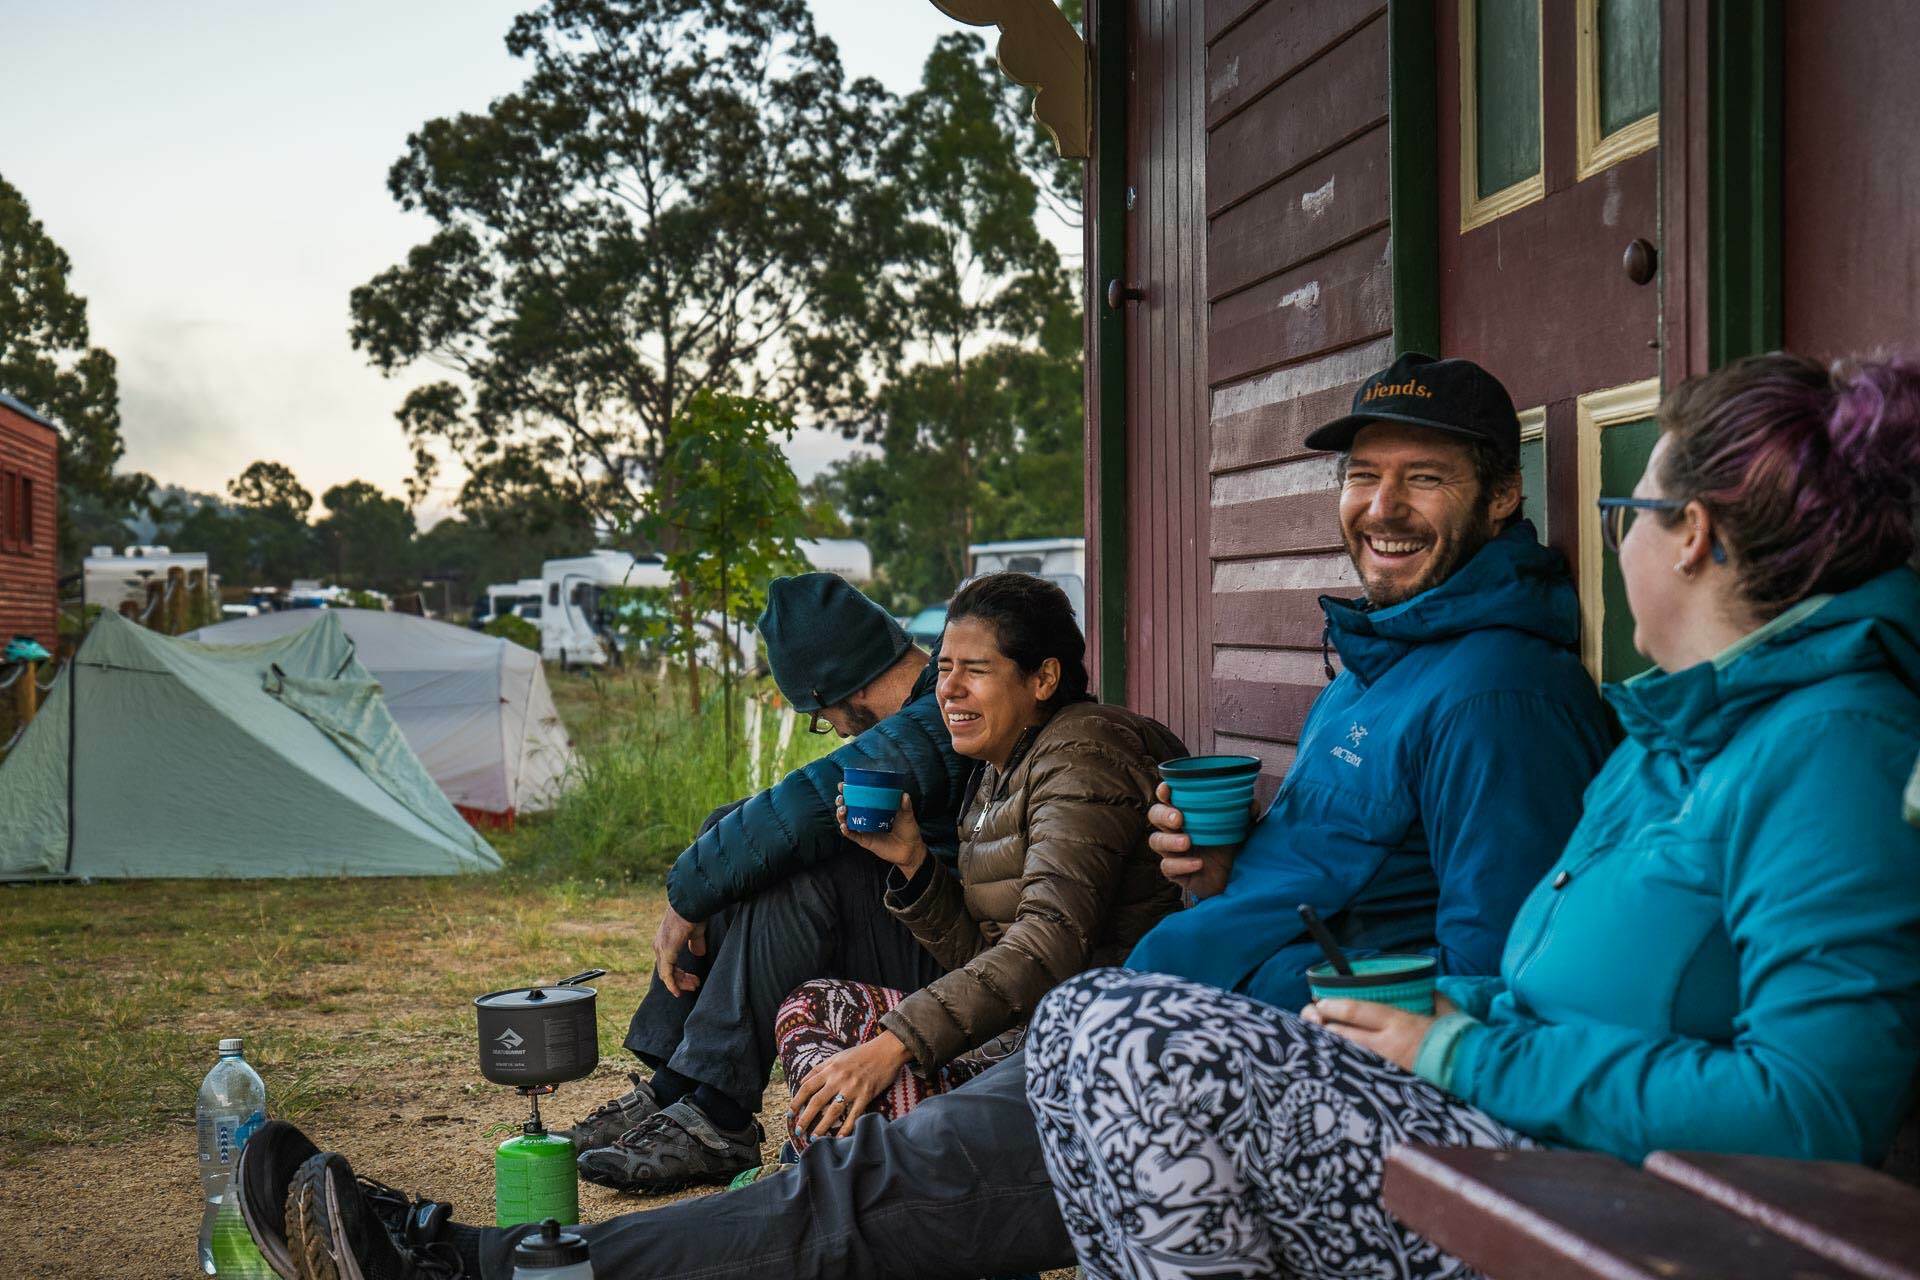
[0,400,60,651]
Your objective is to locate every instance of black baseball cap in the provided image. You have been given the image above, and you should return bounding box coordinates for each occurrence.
[1304,352,1520,460]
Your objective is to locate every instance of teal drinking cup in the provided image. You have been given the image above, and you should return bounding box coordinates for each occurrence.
[1305,955,1438,1015]
[1157,755,1262,846]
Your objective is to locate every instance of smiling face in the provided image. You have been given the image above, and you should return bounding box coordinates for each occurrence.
[1338,423,1520,607]
[935,616,1059,767]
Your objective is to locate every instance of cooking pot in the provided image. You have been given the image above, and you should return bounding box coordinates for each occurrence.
[474,969,606,1087]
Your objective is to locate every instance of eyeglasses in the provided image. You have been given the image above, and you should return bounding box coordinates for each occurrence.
[1595,497,1727,561]
[805,711,835,735]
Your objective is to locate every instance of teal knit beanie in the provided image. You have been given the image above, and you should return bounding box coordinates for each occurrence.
[758,573,912,712]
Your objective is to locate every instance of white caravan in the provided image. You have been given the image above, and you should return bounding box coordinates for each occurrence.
[967,537,1086,627]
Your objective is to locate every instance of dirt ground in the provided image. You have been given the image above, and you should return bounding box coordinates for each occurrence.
[0,1059,793,1279]
[0,877,804,1278]
[0,876,1073,1278]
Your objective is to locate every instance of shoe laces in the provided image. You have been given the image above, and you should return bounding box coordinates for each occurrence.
[582,1072,648,1124]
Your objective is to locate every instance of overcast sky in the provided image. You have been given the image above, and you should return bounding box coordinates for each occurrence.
[1,0,965,525]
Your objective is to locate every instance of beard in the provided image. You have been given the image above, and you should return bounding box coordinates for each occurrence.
[838,702,881,735]
[1345,500,1501,608]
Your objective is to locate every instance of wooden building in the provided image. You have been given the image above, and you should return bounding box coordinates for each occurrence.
[0,393,60,651]
[939,0,1920,781]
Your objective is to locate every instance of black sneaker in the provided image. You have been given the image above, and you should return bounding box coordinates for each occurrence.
[235,1120,319,1277]
[554,1071,662,1153]
[577,1100,763,1193]
[285,1151,464,1280]
[239,1123,452,1280]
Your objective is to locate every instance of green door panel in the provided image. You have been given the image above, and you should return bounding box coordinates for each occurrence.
[1519,435,1548,537]
[1476,0,1543,196]
[1599,415,1661,683]
[1599,0,1660,136]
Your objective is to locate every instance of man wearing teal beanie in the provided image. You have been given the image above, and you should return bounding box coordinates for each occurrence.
[563,572,971,1193]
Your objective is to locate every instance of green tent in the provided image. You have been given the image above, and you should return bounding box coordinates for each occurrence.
[0,610,501,880]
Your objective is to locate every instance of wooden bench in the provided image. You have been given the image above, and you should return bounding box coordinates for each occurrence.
[1383,1145,1920,1279]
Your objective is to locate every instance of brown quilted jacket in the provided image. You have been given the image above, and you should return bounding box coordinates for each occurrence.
[877,701,1186,1071]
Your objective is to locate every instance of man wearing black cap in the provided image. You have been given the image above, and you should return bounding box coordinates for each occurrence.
[561,572,972,1192]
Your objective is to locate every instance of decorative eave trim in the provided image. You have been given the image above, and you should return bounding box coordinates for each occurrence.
[930,0,1089,159]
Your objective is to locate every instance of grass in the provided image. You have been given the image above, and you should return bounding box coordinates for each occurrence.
[0,663,833,1166]
[496,665,837,881]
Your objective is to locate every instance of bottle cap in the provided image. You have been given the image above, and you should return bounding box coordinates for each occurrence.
[511,1219,590,1269]
[219,1037,245,1054]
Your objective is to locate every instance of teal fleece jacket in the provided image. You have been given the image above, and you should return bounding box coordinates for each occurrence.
[1420,567,1920,1165]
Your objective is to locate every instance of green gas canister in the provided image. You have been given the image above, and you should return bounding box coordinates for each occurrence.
[495,1116,578,1228]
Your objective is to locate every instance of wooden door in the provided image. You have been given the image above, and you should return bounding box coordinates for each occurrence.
[1437,0,1664,683]
[1118,0,1210,750]
[1781,1,1920,360]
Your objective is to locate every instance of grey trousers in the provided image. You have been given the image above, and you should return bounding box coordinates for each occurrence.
[480,1050,1071,1279]
[622,828,946,1113]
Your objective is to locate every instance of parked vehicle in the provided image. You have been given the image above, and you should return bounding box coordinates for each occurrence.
[471,578,546,630]
[903,603,948,649]
[966,538,1085,629]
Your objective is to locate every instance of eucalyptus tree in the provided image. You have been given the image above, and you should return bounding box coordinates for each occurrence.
[350,0,896,525]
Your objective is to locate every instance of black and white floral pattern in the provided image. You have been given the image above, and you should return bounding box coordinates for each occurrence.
[1026,968,1531,1280]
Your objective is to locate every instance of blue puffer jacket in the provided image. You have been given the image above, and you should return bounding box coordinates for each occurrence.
[666,658,970,921]
[1128,521,1613,1008]
[1421,567,1920,1165]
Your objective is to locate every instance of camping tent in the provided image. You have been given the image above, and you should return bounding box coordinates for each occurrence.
[186,609,574,822]
[0,610,501,880]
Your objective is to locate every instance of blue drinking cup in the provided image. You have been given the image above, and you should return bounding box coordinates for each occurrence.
[841,767,907,833]
[1157,755,1262,846]
[1305,955,1438,1015]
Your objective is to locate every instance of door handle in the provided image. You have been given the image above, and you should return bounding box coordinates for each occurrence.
[1623,239,1658,286]
[1106,279,1145,310]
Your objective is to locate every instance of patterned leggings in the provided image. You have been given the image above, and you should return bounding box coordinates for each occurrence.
[1025,969,1533,1280]
[775,978,989,1151]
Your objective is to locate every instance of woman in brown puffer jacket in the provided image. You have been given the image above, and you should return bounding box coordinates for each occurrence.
[780,571,1186,1148]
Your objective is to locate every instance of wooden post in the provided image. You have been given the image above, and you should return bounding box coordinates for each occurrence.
[166,566,188,635]
[14,661,35,726]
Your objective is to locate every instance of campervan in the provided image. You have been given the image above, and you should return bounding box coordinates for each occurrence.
[539,551,667,666]
[82,545,215,614]
[967,537,1086,625]
[472,577,546,629]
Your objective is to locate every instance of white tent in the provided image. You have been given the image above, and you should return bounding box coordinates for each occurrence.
[188,609,575,821]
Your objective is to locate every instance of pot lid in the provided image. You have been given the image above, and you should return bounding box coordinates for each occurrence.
[473,984,596,1010]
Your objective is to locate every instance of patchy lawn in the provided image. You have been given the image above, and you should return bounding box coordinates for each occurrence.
[0,872,793,1277]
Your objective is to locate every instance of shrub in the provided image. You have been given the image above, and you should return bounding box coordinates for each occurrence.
[484,614,542,652]
[498,672,835,883]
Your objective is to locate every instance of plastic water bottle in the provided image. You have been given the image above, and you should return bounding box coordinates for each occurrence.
[511,1219,593,1278]
[196,1037,271,1277]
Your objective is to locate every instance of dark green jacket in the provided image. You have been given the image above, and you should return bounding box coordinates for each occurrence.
[665,659,968,920]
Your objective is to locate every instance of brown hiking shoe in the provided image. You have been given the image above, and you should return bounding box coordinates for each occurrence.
[555,1072,663,1153]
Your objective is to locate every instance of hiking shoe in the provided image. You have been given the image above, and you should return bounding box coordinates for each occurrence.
[577,1100,762,1193]
[285,1151,464,1280]
[236,1120,320,1277]
[240,1122,452,1279]
[555,1071,662,1153]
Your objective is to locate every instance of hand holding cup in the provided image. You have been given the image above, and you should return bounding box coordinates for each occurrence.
[837,773,927,877]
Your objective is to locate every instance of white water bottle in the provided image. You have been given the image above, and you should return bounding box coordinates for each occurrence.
[511,1219,593,1279]
[196,1037,270,1276]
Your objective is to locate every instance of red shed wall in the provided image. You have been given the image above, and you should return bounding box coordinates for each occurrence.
[1200,0,1391,778]
[0,404,60,650]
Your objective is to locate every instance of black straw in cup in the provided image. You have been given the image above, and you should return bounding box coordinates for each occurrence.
[1297,903,1354,976]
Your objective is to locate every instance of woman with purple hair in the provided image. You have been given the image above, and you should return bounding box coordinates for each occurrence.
[1025,352,1920,1280]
